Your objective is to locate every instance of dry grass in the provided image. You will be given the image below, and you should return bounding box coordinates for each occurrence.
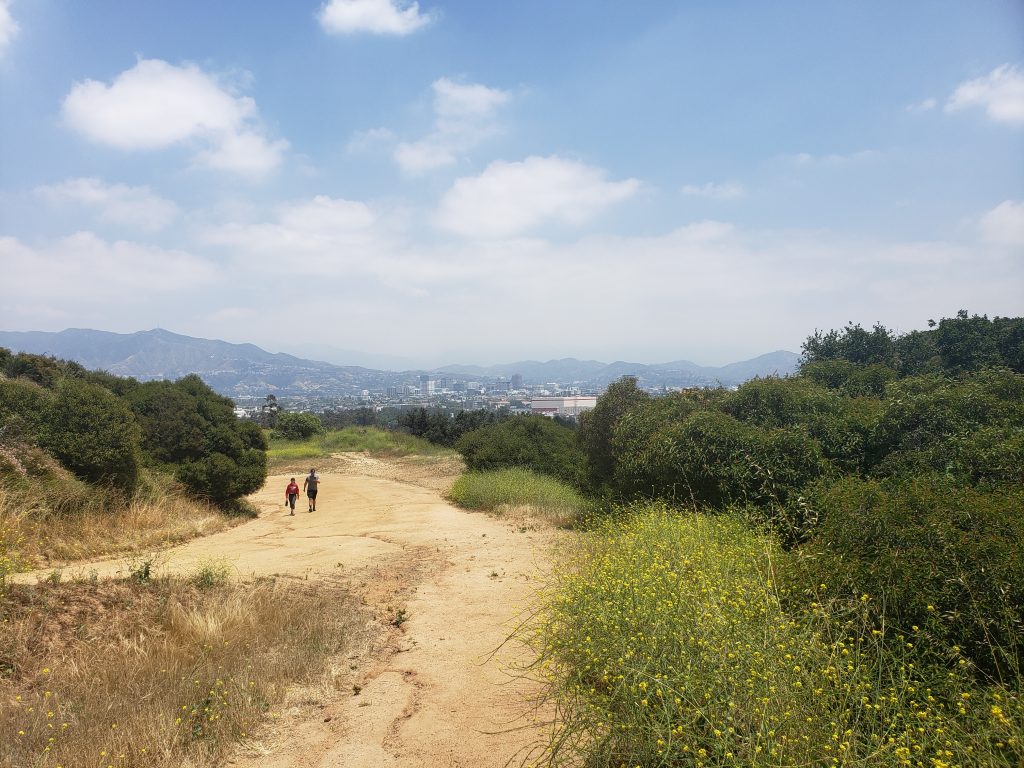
[0,449,241,568]
[0,573,366,768]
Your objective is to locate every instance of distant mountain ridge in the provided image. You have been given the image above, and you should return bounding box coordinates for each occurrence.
[0,328,800,396]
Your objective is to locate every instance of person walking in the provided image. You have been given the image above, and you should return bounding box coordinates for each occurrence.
[284,477,300,515]
[303,468,320,512]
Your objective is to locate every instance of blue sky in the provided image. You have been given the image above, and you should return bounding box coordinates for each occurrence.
[1,0,1022,368]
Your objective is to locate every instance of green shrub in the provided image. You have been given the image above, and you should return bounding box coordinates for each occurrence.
[274,411,324,440]
[39,378,141,492]
[529,504,1024,767]
[868,369,1024,482]
[785,474,1024,677]
[612,409,830,509]
[455,415,584,486]
[0,378,52,442]
[128,375,267,504]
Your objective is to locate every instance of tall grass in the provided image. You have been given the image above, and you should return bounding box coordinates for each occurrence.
[447,468,589,527]
[267,427,449,464]
[527,504,1023,766]
[0,469,235,568]
[0,575,363,768]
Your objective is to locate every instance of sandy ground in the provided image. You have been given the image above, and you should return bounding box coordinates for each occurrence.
[19,454,559,767]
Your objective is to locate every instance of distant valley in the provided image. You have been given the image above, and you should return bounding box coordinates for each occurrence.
[0,328,800,399]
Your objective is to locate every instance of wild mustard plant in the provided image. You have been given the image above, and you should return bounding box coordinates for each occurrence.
[527,503,1022,767]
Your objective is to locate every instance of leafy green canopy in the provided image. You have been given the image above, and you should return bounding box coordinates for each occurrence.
[128,375,267,504]
[455,415,584,486]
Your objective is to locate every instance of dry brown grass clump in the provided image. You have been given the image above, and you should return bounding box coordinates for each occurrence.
[0,442,240,567]
[0,573,365,768]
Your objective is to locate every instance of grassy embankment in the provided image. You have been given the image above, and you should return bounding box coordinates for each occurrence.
[526,504,1022,767]
[0,443,237,569]
[0,436,367,767]
[447,467,590,528]
[1,567,363,768]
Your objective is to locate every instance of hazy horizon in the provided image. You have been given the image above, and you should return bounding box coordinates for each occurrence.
[1,2,1021,362]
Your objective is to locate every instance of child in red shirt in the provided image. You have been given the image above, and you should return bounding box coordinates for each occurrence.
[284,478,300,515]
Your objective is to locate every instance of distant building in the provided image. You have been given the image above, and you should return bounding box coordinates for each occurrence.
[419,374,435,396]
[530,395,598,418]
[510,373,524,390]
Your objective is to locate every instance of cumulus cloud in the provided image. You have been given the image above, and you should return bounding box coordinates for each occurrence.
[62,58,288,177]
[946,64,1024,124]
[980,200,1024,247]
[681,182,746,200]
[435,155,640,238]
[201,195,386,274]
[35,177,178,232]
[393,78,510,173]
[318,0,433,36]
[0,232,216,305]
[0,0,18,60]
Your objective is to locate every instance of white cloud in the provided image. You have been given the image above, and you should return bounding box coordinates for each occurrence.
[436,155,640,238]
[946,64,1024,124]
[62,58,288,177]
[201,195,383,270]
[392,78,511,174]
[906,97,937,113]
[793,149,876,165]
[194,131,290,177]
[317,0,433,36]
[0,232,216,306]
[432,78,509,122]
[393,141,457,173]
[35,177,179,232]
[681,182,746,200]
[980,200,1024,247]
[0,0,18,60]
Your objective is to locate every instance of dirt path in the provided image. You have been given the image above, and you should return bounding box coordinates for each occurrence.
[22,455,558,767]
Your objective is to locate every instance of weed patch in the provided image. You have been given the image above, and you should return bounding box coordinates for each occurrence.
[526,504,1023,766]
[447,468,589,527]
[0,575,364,768]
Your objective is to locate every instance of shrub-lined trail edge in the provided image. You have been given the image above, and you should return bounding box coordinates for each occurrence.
[15,454,557,767]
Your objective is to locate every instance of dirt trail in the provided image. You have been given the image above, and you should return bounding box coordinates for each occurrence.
[22,455,558,767]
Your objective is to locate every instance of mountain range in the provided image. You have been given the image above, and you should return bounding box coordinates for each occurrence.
[0,328,800,397]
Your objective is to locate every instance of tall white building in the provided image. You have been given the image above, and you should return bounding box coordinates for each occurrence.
[530,395,598,418]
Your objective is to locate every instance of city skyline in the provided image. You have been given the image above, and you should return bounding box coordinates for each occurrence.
[1,1,1022,367]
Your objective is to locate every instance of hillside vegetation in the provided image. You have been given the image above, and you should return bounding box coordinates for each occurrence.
[0,352,370,768]
[438,311,1023,766]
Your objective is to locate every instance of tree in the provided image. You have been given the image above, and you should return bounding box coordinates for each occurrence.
[801,322,899,368]
[41,378,141,491]
[576,377,649,490]
[275,411,324,440]
[128,375,267,504]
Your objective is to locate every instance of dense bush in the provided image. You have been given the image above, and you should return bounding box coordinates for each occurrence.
[274,411,324,440]
[0,378,51,442]
[129,375,267,504]
[784,474,1024,677]
[867,369,1024,483]
[455,415,584,486]
[576,377,649,489]
[39,378,141,492]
